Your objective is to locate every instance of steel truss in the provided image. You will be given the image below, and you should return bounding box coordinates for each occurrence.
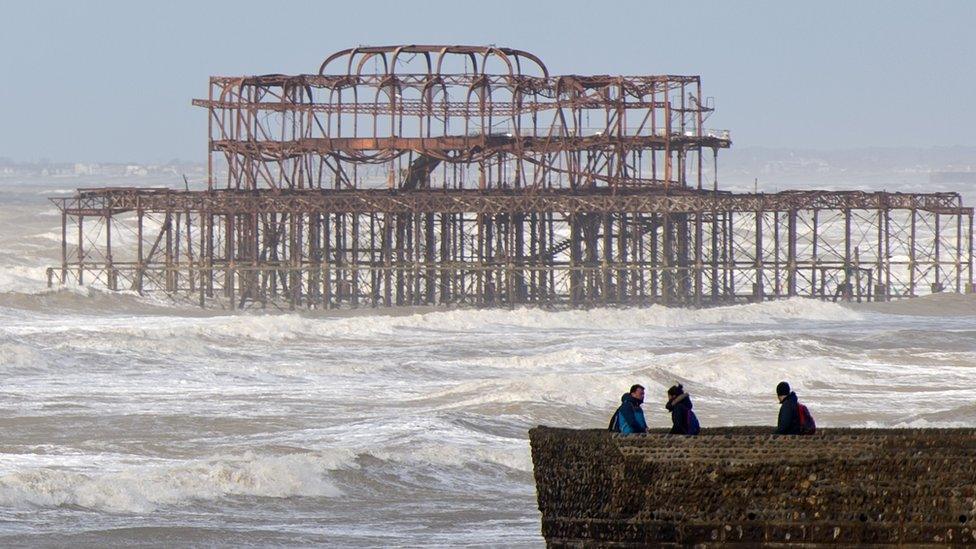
[46,45,975,308]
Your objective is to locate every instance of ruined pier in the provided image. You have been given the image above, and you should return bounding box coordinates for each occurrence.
[47,45,974,308]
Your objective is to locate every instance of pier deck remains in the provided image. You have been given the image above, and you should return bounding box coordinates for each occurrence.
[47,46,974,308]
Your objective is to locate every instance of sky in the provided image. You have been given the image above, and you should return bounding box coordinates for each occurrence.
[1,0,973,163]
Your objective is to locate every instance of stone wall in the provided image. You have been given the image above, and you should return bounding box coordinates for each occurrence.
[530,427,976,547]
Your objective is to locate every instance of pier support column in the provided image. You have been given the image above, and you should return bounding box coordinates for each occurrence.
[753,211,764,302]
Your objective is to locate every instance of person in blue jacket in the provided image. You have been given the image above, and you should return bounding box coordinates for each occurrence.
[608,384,648,434]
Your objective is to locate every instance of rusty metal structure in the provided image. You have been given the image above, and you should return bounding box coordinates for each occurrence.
[47,45,974,308]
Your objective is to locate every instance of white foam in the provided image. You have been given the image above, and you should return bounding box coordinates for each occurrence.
[377,441,532,472]
[382,298,863,333]
[2,297,863,345]
[355,418,533,473]
[861,417,975,429]
[0,451,350,513]
[0,342,41,368]
[654,339,853,395]
[0,266,51,295]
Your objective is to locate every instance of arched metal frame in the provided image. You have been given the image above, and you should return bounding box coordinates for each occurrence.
[195,45,729,192]
[46,45,974,311]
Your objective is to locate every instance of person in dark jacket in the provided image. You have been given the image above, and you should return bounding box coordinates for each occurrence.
[775,381,802,435]
[609,384,648,434]
[665,384,695,435]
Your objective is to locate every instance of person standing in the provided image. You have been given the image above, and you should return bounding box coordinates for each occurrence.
[774,381,816,435]
[666,384,700,435]
[609,384,648,434]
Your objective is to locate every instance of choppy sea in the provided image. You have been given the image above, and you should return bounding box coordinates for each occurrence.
[1,175,974,546]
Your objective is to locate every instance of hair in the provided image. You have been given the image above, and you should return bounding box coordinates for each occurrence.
[667,384,684,397]
[629,384,645,394]
[776,381,791,396]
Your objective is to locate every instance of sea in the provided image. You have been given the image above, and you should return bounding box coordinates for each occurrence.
[1,173,975,546]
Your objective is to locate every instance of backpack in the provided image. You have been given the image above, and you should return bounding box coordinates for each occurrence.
[686,409,701,436]
[608,410,620,432]
[797,403,816,435]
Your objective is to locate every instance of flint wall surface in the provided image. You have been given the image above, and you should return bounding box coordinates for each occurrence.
[529,427,976,547]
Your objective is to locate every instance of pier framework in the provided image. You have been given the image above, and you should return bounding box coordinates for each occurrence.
[47,46,974,308]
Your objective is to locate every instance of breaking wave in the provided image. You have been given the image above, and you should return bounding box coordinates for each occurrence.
[0,452,349,513]
[0,297,864,344]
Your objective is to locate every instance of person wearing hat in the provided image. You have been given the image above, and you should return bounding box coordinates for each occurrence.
[774,381,802,435]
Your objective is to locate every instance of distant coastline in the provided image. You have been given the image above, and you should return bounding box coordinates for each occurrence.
[4,145,972,183]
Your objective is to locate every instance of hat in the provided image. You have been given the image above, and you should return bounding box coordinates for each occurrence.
[776,381,791,397]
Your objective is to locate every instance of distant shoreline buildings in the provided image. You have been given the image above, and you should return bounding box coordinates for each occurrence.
[0,158,207,178]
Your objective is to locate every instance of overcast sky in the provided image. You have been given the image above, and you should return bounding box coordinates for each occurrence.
[1,0,973,163]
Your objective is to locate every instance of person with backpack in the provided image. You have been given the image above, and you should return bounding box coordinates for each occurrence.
[608,384,648,434]
[665,384,701,435]
[775,381,816,435]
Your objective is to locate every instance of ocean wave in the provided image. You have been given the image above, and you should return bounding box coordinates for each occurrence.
[372,441,532,473]
[402,338,850,414]
[383,298,863,332]
[0,451,348,513]
[655,341,852,396]
[461,347,648,372]
[2,297,865,344]
[351,417,534,473]
[415,371,630,411]
[0,266,52,295]
[0,285,182,315]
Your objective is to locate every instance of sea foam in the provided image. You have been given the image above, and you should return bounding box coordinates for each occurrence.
[0,451,349,513]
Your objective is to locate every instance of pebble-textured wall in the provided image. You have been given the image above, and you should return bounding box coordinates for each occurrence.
[530,427,976,547]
